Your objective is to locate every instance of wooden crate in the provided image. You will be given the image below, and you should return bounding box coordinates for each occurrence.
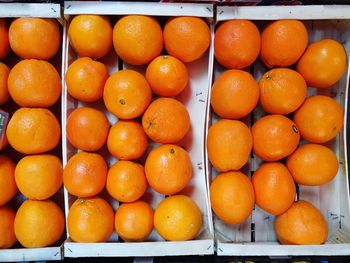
[205,5,350,256]
[62,1,215,257]
[0,3,64,262]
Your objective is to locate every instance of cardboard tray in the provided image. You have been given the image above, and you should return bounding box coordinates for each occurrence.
[205,5,350,256]
[62,1,215,257]
[0,3,64,262]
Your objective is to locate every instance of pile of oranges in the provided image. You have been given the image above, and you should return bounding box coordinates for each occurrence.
[0,17,64,249]
[209,19,346,245]
[64,14,211,243]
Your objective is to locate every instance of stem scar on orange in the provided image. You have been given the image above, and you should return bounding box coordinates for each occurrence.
[142,98,190,144]
[252,114,300,161]
[103,69,152,120]
[145,144,192,195]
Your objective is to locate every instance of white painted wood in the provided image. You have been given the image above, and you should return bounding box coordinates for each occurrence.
[64,1,213,18]
[0,247,62,262]
[217,5,350,21]
[63,3,214,257]
[0,5,64,261]
[0,3,60,18]
[64,240,213,257]
[211,7,350,256]
[217,242,350,256]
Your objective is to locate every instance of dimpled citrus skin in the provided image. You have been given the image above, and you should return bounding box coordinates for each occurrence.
[154,195,202,241]
[6,108,60,154]
[14,200,65,248]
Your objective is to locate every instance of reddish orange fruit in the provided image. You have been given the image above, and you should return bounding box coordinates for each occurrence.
[15,154,62,200]
[0,155,17,206]
[14,200,65,248]
[9,18,61,60]
[252,162,296,216]
[66,107,110,152]
[106,161,147,203]
[293,95,344,143]
[142,98,190,144]
[113,15,163,65]
[164,16,210,63]
[6,108,60,154]
[68,15,113,59]
[0,19,10,59]
[260,20,308,68]
[146,55,189,97]
[258,68,307,115]
[103,69,152,120]
[207,119,252,172]
[215,20,260,69]
[115,201,154,242]
[145,144,192,195]
[8,59,61,107]
[287,144,339,186]
[211,69,259,119]
[0,206,16,249]
[154,195,202,241]
[63,152,107,198]
[107,121,148,161]
[275,200,328,245]
[296,39,347,88]
[68,197,114,242]
[0,62,10,105]
[210,171,255,224]
[66,57,109,102]
[252,114,300,161]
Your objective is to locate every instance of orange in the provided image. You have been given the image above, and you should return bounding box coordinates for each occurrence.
[107,121,148,161]
[0,155,17,206]
[103,69,152,120]
[15,154,62,200]
[7,108,60,154]
[214,20,260,69]
[0,19,10,59]
[0,206,16,248]
[68,15,113,59]
[8,59,61,107]
[211,69,259,119]
[68,197,114,242]
[260,20,308,68]
[145,55,189,97]
[275,200,328,245]
[106,161,147,203]
[113,15,163,65]
[252,162,296,216]
[142,98,190,144]
[210,171,254,225]
[66,57,109,102]
[0,62,10,105]
[297,39,347,89]
[287,144,339,186]
[66,107,110,152]
[115,201,153,242]
[145,144,192,195]
[63,152,107,198]
[164,16,210,63]
[9,18,60,60]
[0,128,8,151]
[258,68,307,115]
[207,119,252,172]
[14,199,64,248]
[252,114,300,161]
[293,95,344,143]
[154,195,202,241]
